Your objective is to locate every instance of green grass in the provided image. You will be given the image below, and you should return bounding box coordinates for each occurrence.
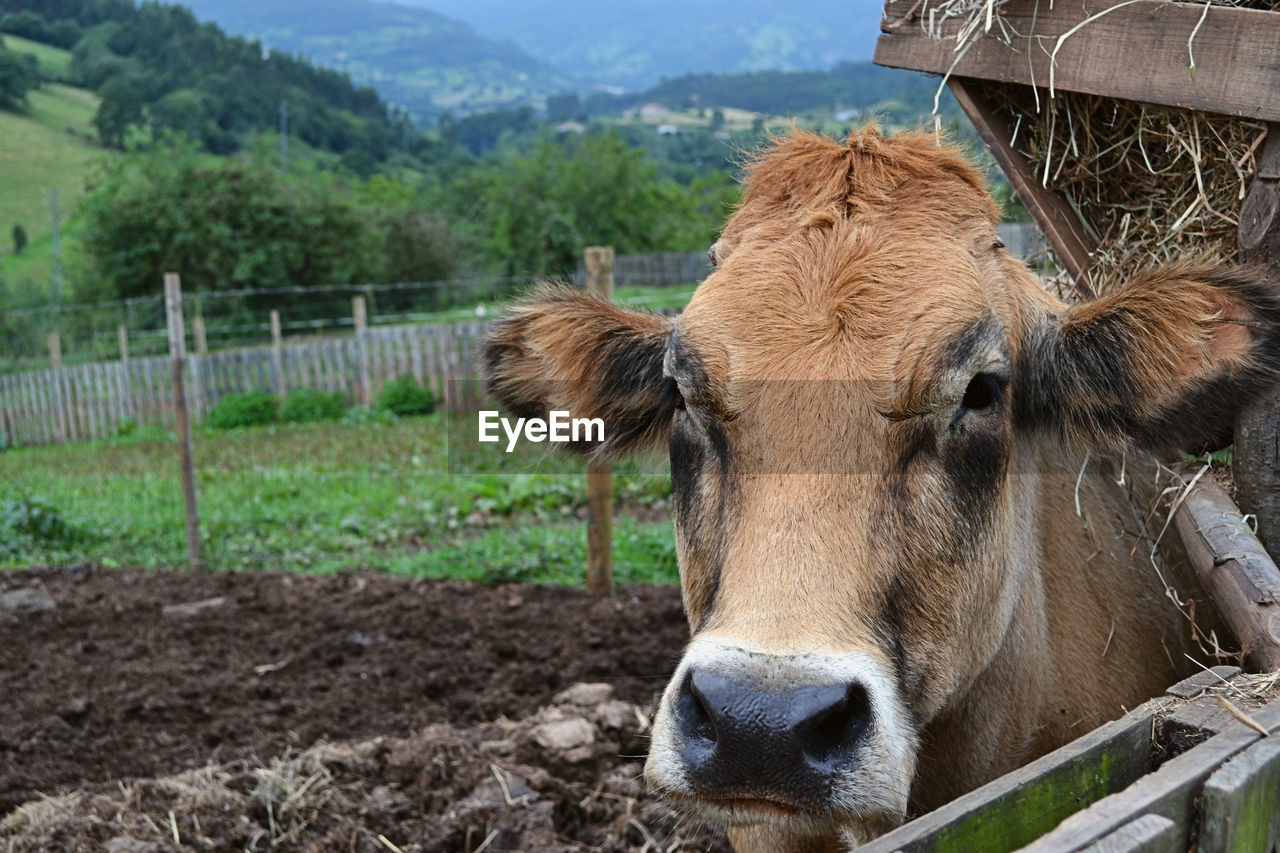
[0,79,102,294]
[0,414,678,586]
[2,34,73,80]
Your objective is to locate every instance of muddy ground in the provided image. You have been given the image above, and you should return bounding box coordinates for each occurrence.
[0,566,730,851]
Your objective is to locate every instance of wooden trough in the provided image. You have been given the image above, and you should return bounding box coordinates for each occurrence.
[866,0,1280,847]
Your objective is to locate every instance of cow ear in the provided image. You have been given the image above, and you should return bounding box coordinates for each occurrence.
[1015,264,1280,453]
[483,286,677,459]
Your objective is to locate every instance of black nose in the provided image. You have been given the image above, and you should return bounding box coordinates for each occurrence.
[674,668,872,807]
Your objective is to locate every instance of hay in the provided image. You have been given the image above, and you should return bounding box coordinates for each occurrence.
[903,0,1274,296]
[984,84,1266,296]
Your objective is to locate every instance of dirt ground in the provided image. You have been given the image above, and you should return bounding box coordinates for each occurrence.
[0,566,730,851]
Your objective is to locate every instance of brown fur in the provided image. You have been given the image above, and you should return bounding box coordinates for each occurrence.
[483,127,1280,850]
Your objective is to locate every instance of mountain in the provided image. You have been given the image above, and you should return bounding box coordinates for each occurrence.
[407,0,887,91]
[179,0,574,119]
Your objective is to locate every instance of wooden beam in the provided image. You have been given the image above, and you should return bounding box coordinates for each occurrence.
[584,246,615,596]
[876,0,1280,123]
[948,78,1097,298]
[1233,125,1280,556]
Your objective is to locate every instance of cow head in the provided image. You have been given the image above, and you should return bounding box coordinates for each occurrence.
[483,128,1280,849]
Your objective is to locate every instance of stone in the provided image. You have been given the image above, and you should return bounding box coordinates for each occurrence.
[531,716,596,751]
[554,682,613,707]
[0,588,55,613]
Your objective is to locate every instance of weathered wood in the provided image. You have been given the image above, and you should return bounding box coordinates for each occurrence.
[118,325,129,362]
[165,273,205,573]
[858,708,1158,852]
[353,296,371,406]
[1172,478,1280,672]
[1021,698,1280,852]
[1233,125,1280,557]
[584,246,615,595]
[1077,815,1179,853]
[270,310,284,399]
[947,78,1097,297]
[876,0,1280,123]
[1199,736,1280,853]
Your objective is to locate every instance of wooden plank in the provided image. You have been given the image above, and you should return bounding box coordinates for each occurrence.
[947,78,1097,297]
[875,0,1280,123]
[1078,815,1179,853]
[1199,737,1280,853]
[1172,478,1280,672]
[584,245,615,596]
[1021,698,1280,852]
[165,272,204,573]
[1233,124,1280,556]
[857,709,1158,853]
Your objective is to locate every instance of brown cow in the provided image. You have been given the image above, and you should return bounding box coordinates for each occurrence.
[483,127,1280,851]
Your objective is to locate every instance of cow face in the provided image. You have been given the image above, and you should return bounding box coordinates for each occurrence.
[483,129,1280,849]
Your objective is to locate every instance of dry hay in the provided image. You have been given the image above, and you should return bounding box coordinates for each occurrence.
[898,0,1274,297]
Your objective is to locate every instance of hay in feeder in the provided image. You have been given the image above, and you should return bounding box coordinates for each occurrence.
[983,83,1266,296]
[901,0,1274,297]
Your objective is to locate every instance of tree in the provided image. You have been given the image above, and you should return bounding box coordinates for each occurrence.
[12,224,27,254]
[0,46,39,111]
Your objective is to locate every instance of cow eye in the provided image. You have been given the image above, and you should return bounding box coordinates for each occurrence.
[959,373,1003,415]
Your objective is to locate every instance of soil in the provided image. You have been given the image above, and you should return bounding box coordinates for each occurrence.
[0,566,730,851]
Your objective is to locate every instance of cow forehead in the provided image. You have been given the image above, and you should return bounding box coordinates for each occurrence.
[680,220,1007,387]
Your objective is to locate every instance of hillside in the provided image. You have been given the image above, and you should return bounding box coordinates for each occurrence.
[0,35,101,296]
[412,0,887,90]
[180,0,574,118]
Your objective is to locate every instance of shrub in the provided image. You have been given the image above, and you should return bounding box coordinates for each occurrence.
[375,375,435,417]
[205,391,278,430]
[340,405,398,427]
[281,388,346,423]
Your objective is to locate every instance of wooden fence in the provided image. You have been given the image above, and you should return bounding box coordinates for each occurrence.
[0,319,493,447]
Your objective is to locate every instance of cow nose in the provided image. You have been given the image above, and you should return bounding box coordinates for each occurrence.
[675,668,872,806]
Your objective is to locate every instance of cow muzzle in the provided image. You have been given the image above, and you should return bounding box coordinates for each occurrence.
[645,638,917,839]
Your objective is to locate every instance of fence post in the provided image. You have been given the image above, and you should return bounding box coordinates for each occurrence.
[584,246,615,594]
[164,273,206,573]
[48,330,68,443]
[190,315,208,419]
[270,309,285,399]
[353,295,371,406]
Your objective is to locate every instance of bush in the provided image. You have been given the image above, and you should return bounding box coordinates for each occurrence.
[375,375,435,417]
[281,388,346,423]
[339,404,397,427]
[205,391,278,430]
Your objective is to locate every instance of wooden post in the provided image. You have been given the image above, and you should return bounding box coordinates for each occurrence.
[193,316,208,355]
[269,309,285,399]
[1234,124,1280,554]
[353,295,371,406]
[584,246,615,594]
[164,273,205,573]
[48,330,67,443]
[117,325,129,361]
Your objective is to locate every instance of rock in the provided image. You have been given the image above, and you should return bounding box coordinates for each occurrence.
[481,738,517,755]
[56,697,93,726]
[594,700,636,730]
[531,716,596,751]
[561,745,596,764]
[458,770,537,810]
[554,682,613,707]
[0,588,55,613]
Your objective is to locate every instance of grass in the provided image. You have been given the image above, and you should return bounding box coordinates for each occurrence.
[2,34,73,80]
[0,414,679,586]
[0,73,102,294]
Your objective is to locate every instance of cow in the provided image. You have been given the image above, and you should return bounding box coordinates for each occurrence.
[482,127,1280,851]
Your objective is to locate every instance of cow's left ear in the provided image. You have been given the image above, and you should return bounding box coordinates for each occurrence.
[1015,263,1280,452]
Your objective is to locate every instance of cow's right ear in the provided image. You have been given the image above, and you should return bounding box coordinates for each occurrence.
[483,286,677,460]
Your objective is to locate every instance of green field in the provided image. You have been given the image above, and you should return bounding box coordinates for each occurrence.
[0,42,102,296]
[0,414,679,586]
[2,33,73,79]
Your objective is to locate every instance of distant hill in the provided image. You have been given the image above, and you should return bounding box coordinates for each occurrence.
[180,0,574,118]
[410,0,887,91]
